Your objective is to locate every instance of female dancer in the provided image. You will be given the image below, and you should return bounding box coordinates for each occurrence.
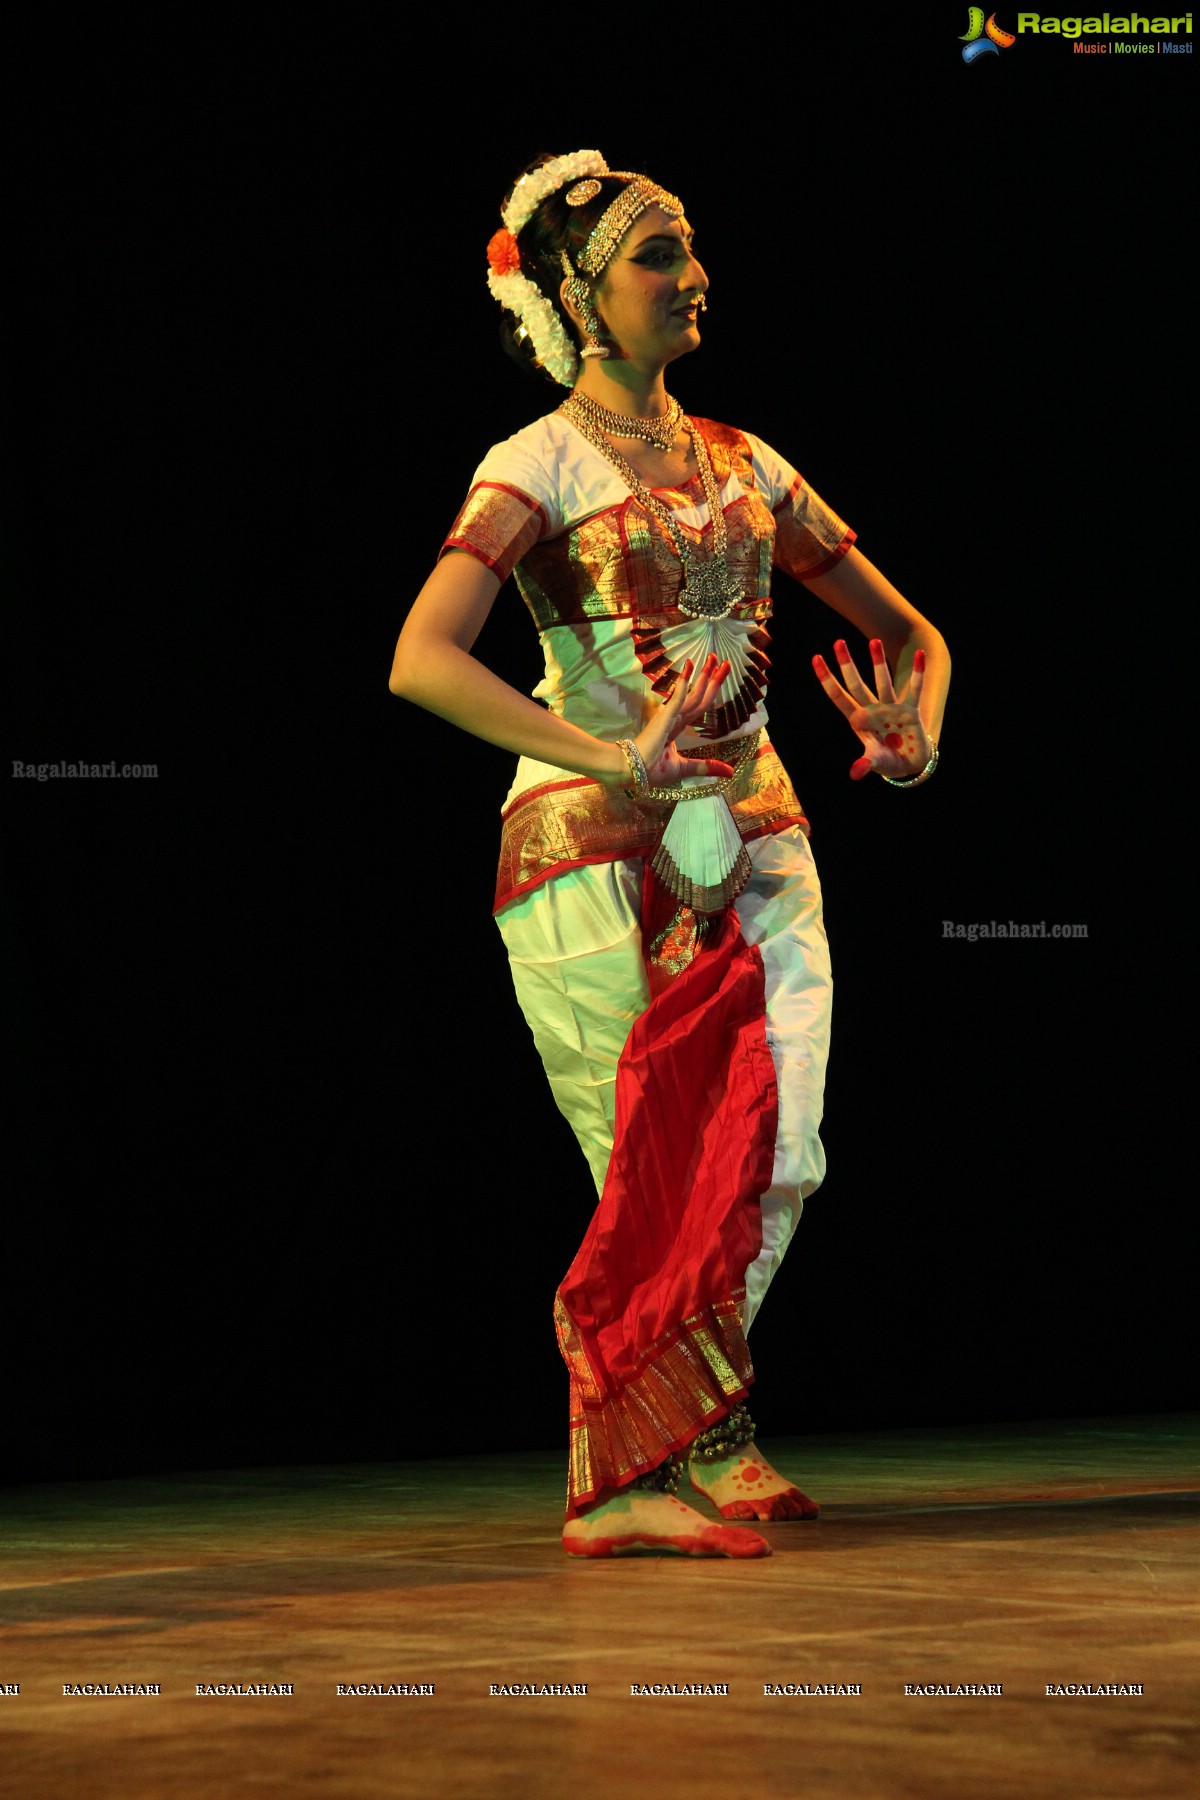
[389,151,949,1559]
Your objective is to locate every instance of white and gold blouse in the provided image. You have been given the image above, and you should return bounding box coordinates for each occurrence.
[440,411,855,911]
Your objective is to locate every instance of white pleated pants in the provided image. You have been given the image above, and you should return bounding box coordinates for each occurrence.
[495,826,832,1332]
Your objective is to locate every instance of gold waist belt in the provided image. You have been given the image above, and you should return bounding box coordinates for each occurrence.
[494,731,808,914]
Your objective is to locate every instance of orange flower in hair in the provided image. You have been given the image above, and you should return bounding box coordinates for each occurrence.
[486,228,521,277]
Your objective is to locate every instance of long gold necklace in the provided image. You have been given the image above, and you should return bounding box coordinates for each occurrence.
[558,395,744,622]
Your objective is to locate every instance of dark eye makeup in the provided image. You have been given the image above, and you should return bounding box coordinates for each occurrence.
[634,236,696,267]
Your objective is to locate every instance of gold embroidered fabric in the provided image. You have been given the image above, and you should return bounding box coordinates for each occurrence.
[646,903,708,981]
[437,417,850,911]
[439,418,855,623]
[494,735,808,913]
[556,1291,753,1515]
[772,471,857,583]
[442,481,546,584]
[514,420,779,631]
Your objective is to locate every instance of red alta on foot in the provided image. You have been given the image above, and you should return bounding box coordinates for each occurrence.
[690,1452,820,1522]
[563,1520,771,1559]
[562,1492,771,1558]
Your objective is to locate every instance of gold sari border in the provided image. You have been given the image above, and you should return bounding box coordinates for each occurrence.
[494,737,809,916]
[556,1292,754,1517]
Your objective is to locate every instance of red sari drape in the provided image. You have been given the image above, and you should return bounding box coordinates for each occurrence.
[554,870,779,1517]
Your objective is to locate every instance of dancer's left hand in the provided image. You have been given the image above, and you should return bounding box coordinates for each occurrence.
[812,639,932,781]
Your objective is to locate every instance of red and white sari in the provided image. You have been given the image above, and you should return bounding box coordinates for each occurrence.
[441,413,851,1515]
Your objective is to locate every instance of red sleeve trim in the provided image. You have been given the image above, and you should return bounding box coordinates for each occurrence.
[771,470,807,515]
[800,528,857,581]
[476,479,548,517]
[439,537,503,573]
[437,481,549,578]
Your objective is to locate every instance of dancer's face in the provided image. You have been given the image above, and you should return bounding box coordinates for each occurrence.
[591,207,709,369]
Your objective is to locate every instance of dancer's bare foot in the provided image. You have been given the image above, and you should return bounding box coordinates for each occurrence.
[563,1488,770,1559]
[690,1445,820,1522]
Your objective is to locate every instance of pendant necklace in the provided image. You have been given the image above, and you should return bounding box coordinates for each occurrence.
[558,393,744,622]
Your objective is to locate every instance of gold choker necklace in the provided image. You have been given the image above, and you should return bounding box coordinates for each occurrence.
[563,389,683,453]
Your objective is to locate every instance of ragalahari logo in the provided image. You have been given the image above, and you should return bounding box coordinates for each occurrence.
[960,8,1017,58]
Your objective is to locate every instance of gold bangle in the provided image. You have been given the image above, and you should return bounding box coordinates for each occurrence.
[615,738,649,796]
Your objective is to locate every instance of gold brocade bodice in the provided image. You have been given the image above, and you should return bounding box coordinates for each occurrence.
[438,411,857,908]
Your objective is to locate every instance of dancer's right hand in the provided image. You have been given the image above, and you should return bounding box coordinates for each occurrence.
[632,654,734,787]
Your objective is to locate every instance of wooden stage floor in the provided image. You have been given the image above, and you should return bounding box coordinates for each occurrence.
[0,1415,1196,1800]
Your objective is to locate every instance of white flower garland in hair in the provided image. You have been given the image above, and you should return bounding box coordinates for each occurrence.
[502,149,609,236]
[486,265,580,388]
[486,150,613,388]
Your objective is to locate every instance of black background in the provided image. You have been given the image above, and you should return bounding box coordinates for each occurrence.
[2,13,1190,1484]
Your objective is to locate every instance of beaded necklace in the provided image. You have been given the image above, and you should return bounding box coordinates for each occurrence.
[558,395,744,622]
[562,389,684,453]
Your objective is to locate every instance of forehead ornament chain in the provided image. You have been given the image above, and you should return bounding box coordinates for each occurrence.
[574,174,685,279]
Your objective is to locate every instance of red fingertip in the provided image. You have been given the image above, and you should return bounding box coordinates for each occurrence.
[812,655,828,675]
[850,757,872,781]
[834,639,849,658]
[870,639,884,659]
[914,648,926,672]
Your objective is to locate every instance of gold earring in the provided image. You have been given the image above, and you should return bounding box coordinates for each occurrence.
[562,251,610,361]
[578,296,609,360]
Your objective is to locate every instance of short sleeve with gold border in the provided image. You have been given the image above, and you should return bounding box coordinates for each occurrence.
[439,434,564,585]
[744,432,857,585]
[441,481,548,585]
